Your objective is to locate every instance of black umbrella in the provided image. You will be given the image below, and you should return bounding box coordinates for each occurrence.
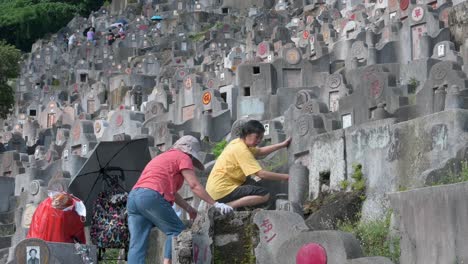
[68,138,151,220]
[83,26,92,37]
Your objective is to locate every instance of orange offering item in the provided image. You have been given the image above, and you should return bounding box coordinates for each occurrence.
[27,193,86,244]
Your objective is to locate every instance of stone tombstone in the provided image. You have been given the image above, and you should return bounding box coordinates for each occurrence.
[55,128,69,146]
[144,101,166,120]
[257,41,272,59]
[253,210,309,264]
[282,47,303,87]
[326,73,349,112]
[100,109,145,140]
[15,238,50,264]
[225,47,245,70]
[431,41,463,65]
[69,120,97,157]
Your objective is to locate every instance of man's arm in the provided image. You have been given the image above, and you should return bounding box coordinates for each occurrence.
[256,137,291,157]
[255,170,289,181]
[181,169,217,205]
[174,193,193,212]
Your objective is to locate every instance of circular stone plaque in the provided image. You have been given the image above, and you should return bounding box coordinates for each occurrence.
[431,63,447,80]
[286,48,301,65]
[327,74,341,89]
[400,0,409,10]
[202,92,212,105]
[29,180,41,195]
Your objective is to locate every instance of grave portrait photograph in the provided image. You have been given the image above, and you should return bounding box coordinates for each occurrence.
[26,246,40,264]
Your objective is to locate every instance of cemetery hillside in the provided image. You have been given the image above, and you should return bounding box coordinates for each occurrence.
[1,0,468,263]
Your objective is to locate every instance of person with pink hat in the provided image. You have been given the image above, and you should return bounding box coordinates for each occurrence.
[127,135,233,264]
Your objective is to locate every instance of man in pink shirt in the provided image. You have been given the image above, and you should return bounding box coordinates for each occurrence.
[127,136,233,264]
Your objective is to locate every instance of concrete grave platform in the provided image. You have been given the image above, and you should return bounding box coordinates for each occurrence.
[390,182,468,264]
[276,230,363,264]
[253,210,309,264]
[10,238,97,264]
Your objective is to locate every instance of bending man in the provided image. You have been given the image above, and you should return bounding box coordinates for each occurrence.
[127,136,233,264]
[206,120,290,209]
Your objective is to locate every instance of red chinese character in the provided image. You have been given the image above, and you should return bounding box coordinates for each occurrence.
[261,219,273,233]
[264,233,277,243]
[414,8,422,18]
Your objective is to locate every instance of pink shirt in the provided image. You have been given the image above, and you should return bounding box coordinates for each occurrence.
[133,149,193,203]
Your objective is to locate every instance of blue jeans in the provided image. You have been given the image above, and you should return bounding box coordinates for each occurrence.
[127,188,186,263]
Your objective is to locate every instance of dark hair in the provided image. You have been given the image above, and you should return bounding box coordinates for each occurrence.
[240,120,265,139]
[29,248,37,255]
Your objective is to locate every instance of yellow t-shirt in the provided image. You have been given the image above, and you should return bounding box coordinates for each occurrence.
[206,138,262,200]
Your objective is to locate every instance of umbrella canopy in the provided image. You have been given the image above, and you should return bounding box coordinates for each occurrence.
[83,26,92,37]
[151,15,163,21]
[108,23,124,29]
[115,18,128,25]
[68,138,151,220]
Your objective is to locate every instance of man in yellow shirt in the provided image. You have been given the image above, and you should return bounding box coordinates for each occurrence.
[206,120,291,208]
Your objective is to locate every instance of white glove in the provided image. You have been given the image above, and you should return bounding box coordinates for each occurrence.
[214,202,234,215]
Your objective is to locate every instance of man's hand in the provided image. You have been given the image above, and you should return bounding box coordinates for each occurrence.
[281,137,292,148]
[187,206,198,220]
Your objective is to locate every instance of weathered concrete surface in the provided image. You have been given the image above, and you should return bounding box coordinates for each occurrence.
[253,210,308,264]
[346,110,468,220]
[146,228,166,264]
[390,182,468,264]
[276,230,363,264]
[296,129,346,200]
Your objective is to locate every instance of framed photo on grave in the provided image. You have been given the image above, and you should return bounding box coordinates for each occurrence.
[329,92,340,112]
[437,44,445,57]
[15,238,50,264]
[182,105,196,121]
[342,114,352,128]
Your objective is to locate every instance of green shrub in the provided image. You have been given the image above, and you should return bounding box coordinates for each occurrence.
[408,77,419,94]
[351,164,366,192]
[339,179,349,190]
[430,160,468,186]
[0,0,104,51]
[212,140,227,158]
[338,213,400,263]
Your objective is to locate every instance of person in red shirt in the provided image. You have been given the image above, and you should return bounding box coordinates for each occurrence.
[127,135,233,264]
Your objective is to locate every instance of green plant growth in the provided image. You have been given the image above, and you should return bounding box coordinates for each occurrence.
[430,160,468,186]
[0,0,104,51]
[407,77,420,94]
[340,163,366,193]
[212,140,227,158]
[189,22,225,43]
[338,213,400,263]
[339,179,349,190]
[0,40,21,118]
